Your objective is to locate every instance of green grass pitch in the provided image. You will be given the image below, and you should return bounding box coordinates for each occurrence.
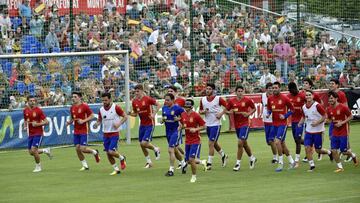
[1,124,360,203]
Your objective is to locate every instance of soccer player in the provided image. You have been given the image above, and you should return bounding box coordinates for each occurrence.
[327,91,359,172]
[199,83,228,170]
[179,99,207,183]
[162,93,187,176]
[266,82,296,172]
[167,85,186,168]
[66,92,100,171]
[302,78,323,162]
[129,84,161,168]
[23,96,52,172]
[287,82,305,167]
[94,92,127,175]
[262,82,278,163]
[298,90,333,172]
[227,85,257,171]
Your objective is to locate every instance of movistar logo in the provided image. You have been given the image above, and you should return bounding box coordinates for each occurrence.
[0,116,14,144]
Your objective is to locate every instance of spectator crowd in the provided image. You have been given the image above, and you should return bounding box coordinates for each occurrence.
[0,0,359,109]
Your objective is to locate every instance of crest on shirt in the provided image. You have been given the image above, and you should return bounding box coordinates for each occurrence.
[241,102,245,107]
[32,112,37,118]
[272,105,276,109]
[171,111,175,115]
[189,117,193,123]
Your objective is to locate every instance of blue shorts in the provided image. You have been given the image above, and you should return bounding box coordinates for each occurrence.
[166,129,180,148]
[264,124,274,144]
[331,136,348,152]
[139,125,154,142]
[272,125,287,142]
[103,136,119,152]
[185,144,201,161]
[329,122,334,138]
[236,126,249,140]
[304,133,323,149]
[28,135,42,149]
[207,126,221,142]
[291,122,303,141]
[74,134,88,146]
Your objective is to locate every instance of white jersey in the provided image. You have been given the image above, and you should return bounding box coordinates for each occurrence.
[201,96,222,127]
[99,103,121,133]
[262,93,272,123]
[302,101,325,133]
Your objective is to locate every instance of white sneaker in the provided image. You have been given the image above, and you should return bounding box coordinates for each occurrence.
[45,148,53,160]
[317,153,323,161]
[33,167,42,173]
[155,149,160,160]
[201,160,207,172]
[144,162,153,169]
[190,176,197,183]
[249,158,257,169]
[233,164,240,171]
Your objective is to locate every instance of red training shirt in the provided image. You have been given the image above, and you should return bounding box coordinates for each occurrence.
[23,107,46,136]
[70,103,93,135]
[180,111,205,144]
[132,95,157,126]
[226,96,255,128]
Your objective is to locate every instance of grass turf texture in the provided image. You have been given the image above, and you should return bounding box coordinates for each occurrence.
[1,124,360,203]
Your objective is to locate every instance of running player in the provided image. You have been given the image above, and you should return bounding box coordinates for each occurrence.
[267,82,296,172]
[167,85,186,168]
[94,92,127,175]
[179,99,207,183]
[287,82,305,167]
[162,93,187,176]
[298,89,333,172]
[23,96,52,172]
[327,91,359,172]
[227,85,257,171]
[199,83,229,170]
[129,84,161,168]
[67,92,100,171]
[262,82,278,163]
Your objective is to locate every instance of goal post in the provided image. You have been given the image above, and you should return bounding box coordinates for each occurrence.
[0,50,132,150]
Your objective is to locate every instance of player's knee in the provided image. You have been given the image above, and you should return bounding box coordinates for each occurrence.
[168,147,174,154]
[28,150,34,155]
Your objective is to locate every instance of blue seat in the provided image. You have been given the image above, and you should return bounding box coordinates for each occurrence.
[30,47,39,54]
[41,47,49,53]
[64,47,71,52]
[17,81,26,95]
[27,83,36,96]
[4,62,12,78]
[52,47,60,53]
[79,66,91,78]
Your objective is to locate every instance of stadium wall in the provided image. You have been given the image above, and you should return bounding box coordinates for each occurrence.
[1,88,360,149]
